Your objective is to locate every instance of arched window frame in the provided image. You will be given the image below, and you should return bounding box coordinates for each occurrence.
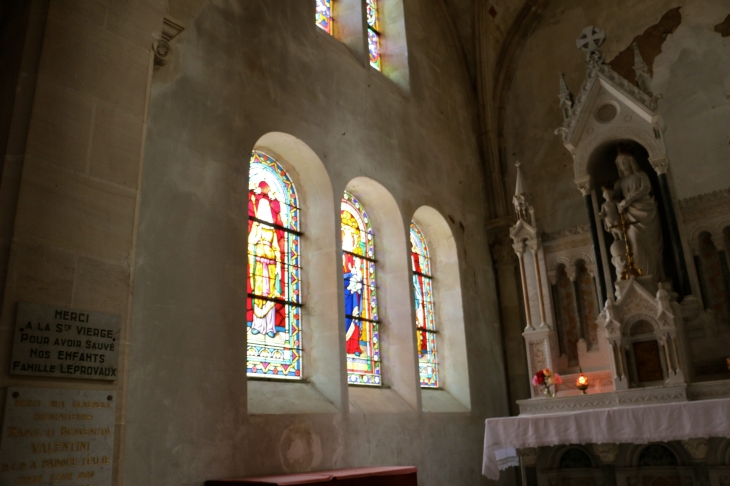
[412,206,471,412]
[410,221,439,388]
[341,191,381,386]
[247,151,303,380]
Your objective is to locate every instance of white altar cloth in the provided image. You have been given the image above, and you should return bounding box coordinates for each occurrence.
[482,397,730,480]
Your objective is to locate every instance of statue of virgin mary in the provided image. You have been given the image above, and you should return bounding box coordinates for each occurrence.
[613,153,665,281]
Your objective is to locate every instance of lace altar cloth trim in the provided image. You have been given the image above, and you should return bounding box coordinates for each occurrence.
[482,397,730,480]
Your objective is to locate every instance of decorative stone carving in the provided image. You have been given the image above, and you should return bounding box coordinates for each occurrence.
[559,72,575,121]
[544,224,592,242]
[490,233,517,266]
[633,43,653,97]
[592,443,619,464]
[681,438,709,461]
[556,27,669,203]
[597,277,687,388]
[596,103,619,123]
[680,187,730,224]
[516,383,688,414]
[154,17,185,67]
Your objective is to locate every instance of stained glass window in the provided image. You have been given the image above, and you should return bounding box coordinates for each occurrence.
[341,192,380,386]
[316,0,333,34]
[247,151,302,380]
[410,222,439,388]
[366,0,381,70]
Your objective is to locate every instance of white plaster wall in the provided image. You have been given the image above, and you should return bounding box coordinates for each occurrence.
[652,1,730,200]
[124,1,509,485]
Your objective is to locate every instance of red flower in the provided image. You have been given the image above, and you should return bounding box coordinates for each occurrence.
[532,370,545,386]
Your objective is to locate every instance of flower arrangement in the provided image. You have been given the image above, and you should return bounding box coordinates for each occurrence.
[532,368,562,397]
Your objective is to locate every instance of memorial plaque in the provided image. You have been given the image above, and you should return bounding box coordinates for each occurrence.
[10,303,120,381]
[0,387,115,486]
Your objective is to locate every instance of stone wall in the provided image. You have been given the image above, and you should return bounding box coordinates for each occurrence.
[0,0,164,484]
[121,1,508,486]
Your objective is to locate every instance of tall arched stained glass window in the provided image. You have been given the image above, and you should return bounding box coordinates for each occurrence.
[366,0,381,70]
[247,151,302,380]
[341,192,380,386]
[316,0,333,34]
[410,221,439,388]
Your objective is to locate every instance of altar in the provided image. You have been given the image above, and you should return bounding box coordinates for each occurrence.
[487,24,730,486]
[482,397,730,481]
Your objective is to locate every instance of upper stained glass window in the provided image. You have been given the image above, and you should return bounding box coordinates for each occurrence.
[341,192,380,386]
[410,221,439,388]
[247,151,302,380]
[366,0,381,70]
[316,0,333,34]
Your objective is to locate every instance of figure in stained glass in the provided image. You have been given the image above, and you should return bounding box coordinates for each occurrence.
[410,221,439,388]
[247,152,302,380]
[249,181,283,337]
[341,193,380,385]
[316,0,332,34]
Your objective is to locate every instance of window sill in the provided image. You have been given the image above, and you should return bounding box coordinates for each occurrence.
[421,388,470,413]
[248,380,339,414]
[348,385,415,414]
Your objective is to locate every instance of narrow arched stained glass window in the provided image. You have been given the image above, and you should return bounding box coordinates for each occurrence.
[366,0,381,70]
[247,151,302,380]
[410,221,439,387]
[316,0,333,34]
[341,192,380,386]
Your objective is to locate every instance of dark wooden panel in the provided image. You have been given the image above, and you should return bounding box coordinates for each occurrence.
[633,340,663,382]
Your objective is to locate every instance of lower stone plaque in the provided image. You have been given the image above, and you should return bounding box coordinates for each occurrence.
[0,387,115,486]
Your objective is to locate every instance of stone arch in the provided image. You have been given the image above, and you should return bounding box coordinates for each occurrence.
[571,253,595,267]
[721,438,730,465]
[412,205,470,410]
[630,443,684,467]
[575,126,664,183]
[689,225,718,244]
[622,314,661,337]
[249,132,342,412]
[695,229,730,324]
[552,262,581,365]
[547,445,596,469]
[549,257,572,277]
[344,176,419,411]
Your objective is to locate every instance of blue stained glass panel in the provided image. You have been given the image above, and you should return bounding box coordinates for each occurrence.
[342,192,380,386]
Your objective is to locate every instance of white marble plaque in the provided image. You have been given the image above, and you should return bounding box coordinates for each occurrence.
[0,387,115,486]
[10,303,120,381]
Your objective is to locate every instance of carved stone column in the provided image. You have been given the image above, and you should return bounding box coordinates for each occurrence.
[577,178,609,305]
[650,155,692,297]
[515,242,534,332]
[528,240,549,329]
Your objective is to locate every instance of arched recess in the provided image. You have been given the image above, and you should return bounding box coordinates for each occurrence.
[544,445,602,485]
[588,140,681,296]
[412,206,471,412]
[344,177,418,413]
[248,132,341,414]
[695,231,730,326]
